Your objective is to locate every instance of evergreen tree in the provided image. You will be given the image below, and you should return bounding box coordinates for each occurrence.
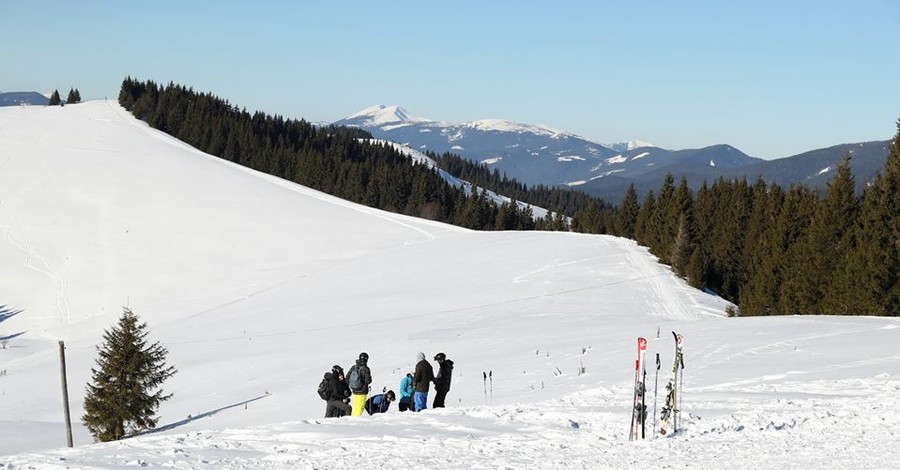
[48,89,61,106]
[671,212,697,279]
[653,173,677,263]
[813,155,860,313]
[74,88,82,103]
[862,119,900,315]
[82,307,177,442]
[774,186,819,314]
[66,88,78,104]
[634,190,656,247]
[616,184,639,238]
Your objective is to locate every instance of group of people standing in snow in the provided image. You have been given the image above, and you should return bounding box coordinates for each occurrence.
[320,351,454,418]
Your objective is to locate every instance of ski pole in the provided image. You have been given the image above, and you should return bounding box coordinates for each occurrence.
[676,351,685,433]
[653,353,660,438]
[489,370,493,406]
[483,371,487,405]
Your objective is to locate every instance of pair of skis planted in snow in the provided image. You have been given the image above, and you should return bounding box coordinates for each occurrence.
[658,331,684,436]
[630,331,684,440]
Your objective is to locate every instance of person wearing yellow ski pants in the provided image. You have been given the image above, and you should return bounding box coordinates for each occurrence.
[351,392,367,416]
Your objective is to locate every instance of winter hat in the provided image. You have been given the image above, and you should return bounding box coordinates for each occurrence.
[359,352,369,362]
[434,352,446,362]
[417,352,425,362]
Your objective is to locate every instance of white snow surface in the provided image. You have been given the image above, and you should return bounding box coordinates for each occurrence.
[344,104,432,127]
[465,119,572,138]
[632,151,651,160]
[1,102,899,469]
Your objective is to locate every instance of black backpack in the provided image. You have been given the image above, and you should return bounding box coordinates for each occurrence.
[347,365,364,393]
[317,377,330,400]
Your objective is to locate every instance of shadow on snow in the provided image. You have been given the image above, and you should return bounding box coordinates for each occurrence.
[148,392,273,434]
[0,305,26,341]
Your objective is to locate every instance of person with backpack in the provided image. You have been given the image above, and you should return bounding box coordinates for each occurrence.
[432,352,454,408]
[398,372,414,412]
[320,365,351,418]
[364,390,396,415]
[412,352,434,412]
[347,352,372,417]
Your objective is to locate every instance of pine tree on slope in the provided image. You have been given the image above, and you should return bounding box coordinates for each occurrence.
[82,307,177,442]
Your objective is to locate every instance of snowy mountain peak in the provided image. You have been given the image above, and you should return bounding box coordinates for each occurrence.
[343,104,431,127]
[464,119,571,138]
[607,140,656,152]
[626,140,655,151]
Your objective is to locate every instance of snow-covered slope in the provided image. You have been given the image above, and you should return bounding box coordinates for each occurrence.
[1,102,898,469]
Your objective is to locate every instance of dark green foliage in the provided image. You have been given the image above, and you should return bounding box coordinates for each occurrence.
[847,119,900,316]
[615,184,639,238]
[82,308,177,442]
[66,88,82,104]
[631,133,898,316]
[48,90,61,106]
[115,77,900,316]
[118,77,597,233]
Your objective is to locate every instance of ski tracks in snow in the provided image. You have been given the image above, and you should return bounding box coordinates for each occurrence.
[0,155,72,325]
[625,249,697,320]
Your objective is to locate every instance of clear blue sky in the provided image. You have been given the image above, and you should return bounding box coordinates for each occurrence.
[2,1,898,159]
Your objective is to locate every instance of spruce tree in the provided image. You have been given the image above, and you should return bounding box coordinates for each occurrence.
[48,89,61,106]
[82,307,177,442]
[66,88,78,104]
[775,186,819,314]
[870,119,900,315]
[616,184,639,238]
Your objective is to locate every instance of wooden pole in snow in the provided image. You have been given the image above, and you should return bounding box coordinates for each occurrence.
[59,340,73,447]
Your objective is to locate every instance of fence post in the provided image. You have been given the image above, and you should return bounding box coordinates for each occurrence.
[59,340,73,447]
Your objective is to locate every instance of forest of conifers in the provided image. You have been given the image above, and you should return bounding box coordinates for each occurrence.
[117,78,899,317]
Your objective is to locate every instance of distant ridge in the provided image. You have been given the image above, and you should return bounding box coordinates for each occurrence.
[0,91,49,107]
[336,104,890,203]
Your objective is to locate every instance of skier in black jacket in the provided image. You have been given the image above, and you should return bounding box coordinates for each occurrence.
[432,352,454,408]
[413,352,434,411]
[324,365,352,418]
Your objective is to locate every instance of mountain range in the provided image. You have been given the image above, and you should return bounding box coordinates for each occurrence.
[0,91,49,106]
[335,105,891,203]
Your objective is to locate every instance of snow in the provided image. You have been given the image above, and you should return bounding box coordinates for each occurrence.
[631,151,651,160]
[370,140,549,220]
[1,101,899,469]
[818,166,833,175]
[606,154,628,164]
[465,119,571,138]
[709,159,716,167]
[606,140,656,152]
[343,104,431,127]
[587,169,626,181]
[557,155,586,162]
[626,140,654,150]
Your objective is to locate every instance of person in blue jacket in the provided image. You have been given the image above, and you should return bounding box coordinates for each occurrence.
[398,373,414,412]
[364,390,396,415]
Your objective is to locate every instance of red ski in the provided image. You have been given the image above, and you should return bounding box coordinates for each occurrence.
[629,336,648,440]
